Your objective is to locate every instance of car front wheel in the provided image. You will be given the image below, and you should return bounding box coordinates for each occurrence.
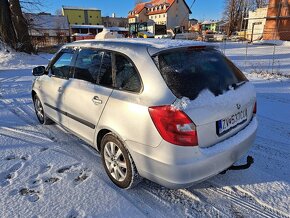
[33,95,53,125]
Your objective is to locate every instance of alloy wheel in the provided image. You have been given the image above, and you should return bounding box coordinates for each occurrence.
[34,97,44,123]
[103,141,127,182]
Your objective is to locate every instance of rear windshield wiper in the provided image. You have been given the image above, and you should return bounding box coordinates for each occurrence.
[232,81,246,89]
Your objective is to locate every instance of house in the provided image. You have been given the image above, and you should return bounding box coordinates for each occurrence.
[102,15,128,28]
[25,13,70,47]
[263,0,290,40]
[245,7,268,41]
[201,20,225,33]
[188,18,198,26]
[128,0,192,30]
[62,6,102,25]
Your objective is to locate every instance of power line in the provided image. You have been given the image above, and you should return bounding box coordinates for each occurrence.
[181,0,197,28]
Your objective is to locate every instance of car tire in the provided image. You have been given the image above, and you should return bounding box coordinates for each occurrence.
[33,95,53,125]
[101,133,141,189]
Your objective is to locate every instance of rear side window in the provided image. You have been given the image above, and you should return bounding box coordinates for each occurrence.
[115,54,142,92]
[51,52,74,79]
[153,48,247,100]
[74,49,112,87]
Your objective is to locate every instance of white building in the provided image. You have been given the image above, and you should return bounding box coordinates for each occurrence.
[128,0,192,30]
[246,7,268,41]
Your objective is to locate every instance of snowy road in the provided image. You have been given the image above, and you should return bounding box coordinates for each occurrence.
[0,49,290,217]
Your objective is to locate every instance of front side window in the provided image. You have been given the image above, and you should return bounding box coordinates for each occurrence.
[115,54,142,93]
[73,49,113,86]
[51,52,74,79]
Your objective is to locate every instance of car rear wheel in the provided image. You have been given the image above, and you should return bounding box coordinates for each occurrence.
[33,95,53,125]
[101,133,141,189]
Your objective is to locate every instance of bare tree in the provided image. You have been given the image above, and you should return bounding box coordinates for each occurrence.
[255,0,269,8]
[19,0,43,12]
[223,0,244,36]
[0,0,17,48]
[0,0,44,53]
[9,0,33,53]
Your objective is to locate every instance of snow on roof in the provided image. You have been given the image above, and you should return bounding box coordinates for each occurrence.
[68,38,212,51]
[62,6,100,11]
[25,13,69,30]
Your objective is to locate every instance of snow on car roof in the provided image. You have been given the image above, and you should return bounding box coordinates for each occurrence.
[68,38,212,51]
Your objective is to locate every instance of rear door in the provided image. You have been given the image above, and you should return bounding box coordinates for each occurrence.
[63,48,113,144]
[41,49,75,127]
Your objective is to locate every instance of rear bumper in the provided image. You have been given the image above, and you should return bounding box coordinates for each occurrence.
[126,117,257,189]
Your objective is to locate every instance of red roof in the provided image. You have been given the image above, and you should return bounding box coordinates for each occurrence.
[128,0,191,18]
[129,2,147,15]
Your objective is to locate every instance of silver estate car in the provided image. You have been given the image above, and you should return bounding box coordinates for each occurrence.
[32,39,257,189]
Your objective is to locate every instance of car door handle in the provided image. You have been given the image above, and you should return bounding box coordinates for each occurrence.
[58,87,63,93]
[92,96,102,105]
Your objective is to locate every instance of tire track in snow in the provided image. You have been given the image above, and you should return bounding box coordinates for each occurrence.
[204,182,288,218]
[138,182,224,217]
[231,186,290,218]
[258,115,290,127]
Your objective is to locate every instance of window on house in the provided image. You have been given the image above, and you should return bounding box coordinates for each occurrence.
[79,15,81,18]
[90,16,92,18]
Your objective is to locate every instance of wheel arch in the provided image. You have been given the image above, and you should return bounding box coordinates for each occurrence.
[96,128,129,153]
[96,129,111,152]
[32,90,37,100]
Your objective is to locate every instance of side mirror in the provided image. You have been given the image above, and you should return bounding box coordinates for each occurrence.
[32,66,46,76]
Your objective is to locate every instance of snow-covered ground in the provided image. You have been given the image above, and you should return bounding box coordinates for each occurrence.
[218,41,290,77]
[0,43,289,217]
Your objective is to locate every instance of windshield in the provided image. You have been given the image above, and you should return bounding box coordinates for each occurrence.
[152,47,247,100]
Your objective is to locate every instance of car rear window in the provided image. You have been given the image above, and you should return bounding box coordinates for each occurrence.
[152,47,247,100]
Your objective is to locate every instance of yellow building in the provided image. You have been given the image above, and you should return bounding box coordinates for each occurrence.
[62,6,102,25]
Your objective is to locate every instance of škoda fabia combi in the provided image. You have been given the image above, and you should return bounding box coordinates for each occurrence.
[32,39,257,189]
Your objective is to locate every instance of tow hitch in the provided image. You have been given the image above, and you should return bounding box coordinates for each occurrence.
[220,156,254,174]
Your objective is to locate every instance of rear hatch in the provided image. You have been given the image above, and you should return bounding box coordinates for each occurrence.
[151,46,256,148]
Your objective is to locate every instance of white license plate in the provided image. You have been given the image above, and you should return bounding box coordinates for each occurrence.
[217,108,248,136]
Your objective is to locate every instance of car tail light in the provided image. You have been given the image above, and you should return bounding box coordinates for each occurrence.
[253,101,257,114]
[148,105,198,146]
